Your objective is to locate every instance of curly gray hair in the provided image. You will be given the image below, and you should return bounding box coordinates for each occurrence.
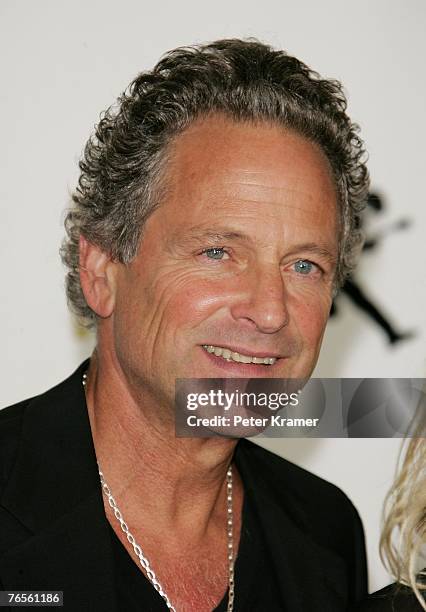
[61,38,369,326]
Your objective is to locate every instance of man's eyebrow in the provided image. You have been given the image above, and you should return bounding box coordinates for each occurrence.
[169,230,337,263]
[172,227,252,245]
[285,243,338,265]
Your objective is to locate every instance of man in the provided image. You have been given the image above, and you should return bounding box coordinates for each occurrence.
[0,40,369,610]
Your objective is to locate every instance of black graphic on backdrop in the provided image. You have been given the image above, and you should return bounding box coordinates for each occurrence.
[330,192,414,345]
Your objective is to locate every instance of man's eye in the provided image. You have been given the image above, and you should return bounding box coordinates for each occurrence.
[202,247,229,260]
[294,259,316,275]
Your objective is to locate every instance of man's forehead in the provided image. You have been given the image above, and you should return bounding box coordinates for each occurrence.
[201,178,334,207]
[166,116,337,200]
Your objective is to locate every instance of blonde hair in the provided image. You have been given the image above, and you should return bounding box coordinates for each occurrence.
[380,411,426,610]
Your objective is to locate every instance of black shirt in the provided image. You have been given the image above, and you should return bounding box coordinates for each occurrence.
[109,485,284,611]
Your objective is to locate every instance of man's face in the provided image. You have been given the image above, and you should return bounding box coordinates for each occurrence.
[109,116,339,409]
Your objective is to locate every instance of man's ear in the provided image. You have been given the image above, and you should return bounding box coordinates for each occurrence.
[79,235,117,318]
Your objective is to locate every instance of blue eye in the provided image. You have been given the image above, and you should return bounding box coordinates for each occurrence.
[204,247,227,260]
[294,260,314,274]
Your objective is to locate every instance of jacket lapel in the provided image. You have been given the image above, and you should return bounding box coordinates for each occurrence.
[235,440,348,611]
[0,362,117,611]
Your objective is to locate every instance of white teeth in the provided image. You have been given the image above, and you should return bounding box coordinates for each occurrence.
[202,345,277,365]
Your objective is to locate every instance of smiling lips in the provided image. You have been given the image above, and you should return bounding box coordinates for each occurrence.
[202,344,277,365]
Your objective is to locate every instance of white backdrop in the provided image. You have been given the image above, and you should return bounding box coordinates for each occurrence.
[1,0,425,594]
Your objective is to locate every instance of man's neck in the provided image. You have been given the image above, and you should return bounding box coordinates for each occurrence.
[84,351,241,539]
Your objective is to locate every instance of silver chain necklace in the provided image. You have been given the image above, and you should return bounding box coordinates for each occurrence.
[83,372,235,611]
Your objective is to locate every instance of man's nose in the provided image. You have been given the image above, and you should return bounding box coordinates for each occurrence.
[230,263,289,334]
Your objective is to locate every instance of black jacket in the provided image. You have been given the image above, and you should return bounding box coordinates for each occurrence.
[0,362,367,611]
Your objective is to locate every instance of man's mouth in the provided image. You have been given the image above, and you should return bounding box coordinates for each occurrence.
[202,344,277,365]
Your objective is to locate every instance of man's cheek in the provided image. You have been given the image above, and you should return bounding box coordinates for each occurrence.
[297,286,332,313]
[292,301,329,339]
[158,273,231,315]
